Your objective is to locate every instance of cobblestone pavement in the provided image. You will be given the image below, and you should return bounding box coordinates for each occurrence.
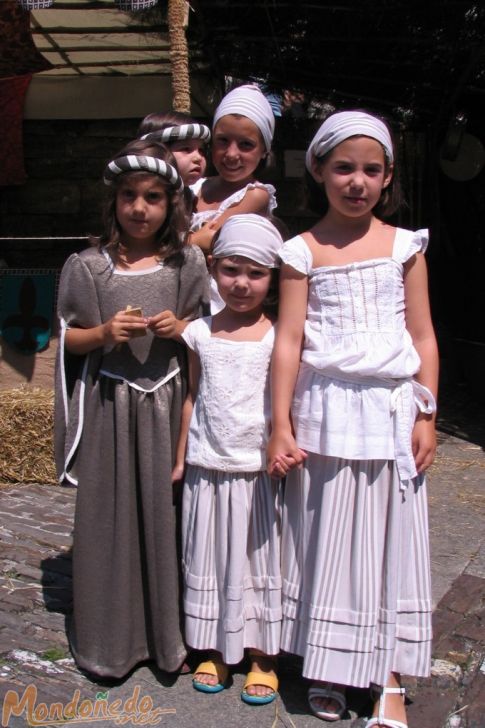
[0,430,484,728]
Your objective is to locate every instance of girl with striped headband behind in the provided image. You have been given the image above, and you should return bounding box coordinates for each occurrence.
[54,138,209,679]
[137,111,210,189]
[137,111,211,217]
[267,110,438,726]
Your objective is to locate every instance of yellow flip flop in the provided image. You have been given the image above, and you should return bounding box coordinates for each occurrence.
[241,671,279,705]
[192,660,229,693]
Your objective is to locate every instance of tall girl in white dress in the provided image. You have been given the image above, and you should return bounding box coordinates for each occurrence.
[173,214,284,705]
[268,111,439,727]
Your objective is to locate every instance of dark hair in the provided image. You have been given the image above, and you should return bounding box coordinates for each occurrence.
[304,111,404,219]
[137,111,201,137]
[262,267,279,317]
[94,138,188,262]
[137,111,208,215]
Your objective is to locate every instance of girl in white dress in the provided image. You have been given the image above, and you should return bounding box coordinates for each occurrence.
[189,84,277,257]
[268,111,439,727]
[173,214,284,705]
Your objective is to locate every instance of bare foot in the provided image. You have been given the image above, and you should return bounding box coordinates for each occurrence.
[371,673,407,726]
[308,681,346,718]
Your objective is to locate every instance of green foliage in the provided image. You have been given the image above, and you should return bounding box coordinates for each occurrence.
[42,647,67,662]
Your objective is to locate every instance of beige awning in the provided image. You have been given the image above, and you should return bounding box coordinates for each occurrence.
[19,0,213,118]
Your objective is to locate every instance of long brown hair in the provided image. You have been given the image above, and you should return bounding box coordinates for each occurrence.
[94,139,188,263]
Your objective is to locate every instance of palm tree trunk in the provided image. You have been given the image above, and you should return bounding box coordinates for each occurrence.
[167,0,190,112]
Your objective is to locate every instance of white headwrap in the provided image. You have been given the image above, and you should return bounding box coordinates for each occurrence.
[305,111,394,175]
[213,85,275,153]
[213,214,283,268]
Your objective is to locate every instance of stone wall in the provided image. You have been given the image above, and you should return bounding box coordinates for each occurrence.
[0,118,142,267]
[0,116,316,265]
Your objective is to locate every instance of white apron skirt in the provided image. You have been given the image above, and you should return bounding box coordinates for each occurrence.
[281,454,432,687]
[182,465,283,665]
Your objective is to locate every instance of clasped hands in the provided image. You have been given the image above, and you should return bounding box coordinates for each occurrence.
[267,430,307,479]
[104,309,181,345]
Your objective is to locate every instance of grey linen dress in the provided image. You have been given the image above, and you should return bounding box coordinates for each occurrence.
[55,245,209,678]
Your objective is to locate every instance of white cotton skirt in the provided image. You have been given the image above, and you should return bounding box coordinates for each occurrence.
[182,465,283,665]
[281,454,432,688]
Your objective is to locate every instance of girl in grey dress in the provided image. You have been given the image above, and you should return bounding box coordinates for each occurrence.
[55,139,209,678]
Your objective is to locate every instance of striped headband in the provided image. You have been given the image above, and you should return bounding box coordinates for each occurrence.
[140,123,211,144]
[306,111,394,176]
[103,154,184,191]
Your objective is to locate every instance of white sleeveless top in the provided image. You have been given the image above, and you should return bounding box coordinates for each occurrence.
[279,228,436,487]
[182,317,275,472]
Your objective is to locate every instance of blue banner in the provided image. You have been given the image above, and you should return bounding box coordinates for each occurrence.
[0,272,56,354]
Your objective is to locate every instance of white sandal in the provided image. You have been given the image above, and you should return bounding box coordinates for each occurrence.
[308,683,346,722]
[365,686,407,728]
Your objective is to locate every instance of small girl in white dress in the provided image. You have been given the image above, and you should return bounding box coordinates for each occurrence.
[173,214,284,705]
[268,111,439,727]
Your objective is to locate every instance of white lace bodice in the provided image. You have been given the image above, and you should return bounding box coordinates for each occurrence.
[279,228,428,380]
[182,317,275,471]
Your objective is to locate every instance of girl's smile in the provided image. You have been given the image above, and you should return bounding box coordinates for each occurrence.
[116,176,168,247]
[312,137,392,219]
[212,115,266,186]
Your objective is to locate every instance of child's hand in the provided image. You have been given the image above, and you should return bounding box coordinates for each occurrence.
[189,224,216,252]
[148,311,188,339]
[412,414,437,473]
[267,430,307,476]
[171,462,185,483]
[268,450,308,477]
[103,310,148,345]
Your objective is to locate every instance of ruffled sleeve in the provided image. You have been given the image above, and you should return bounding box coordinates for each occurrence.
[392,228,429,265]
[278,235,313,275]
[181,316,211,355]
[218,181,277,215]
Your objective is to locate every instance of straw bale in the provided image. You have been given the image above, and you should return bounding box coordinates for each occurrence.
[0,387,57,486]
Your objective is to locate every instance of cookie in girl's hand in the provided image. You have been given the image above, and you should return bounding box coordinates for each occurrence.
[124,305,146,337]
